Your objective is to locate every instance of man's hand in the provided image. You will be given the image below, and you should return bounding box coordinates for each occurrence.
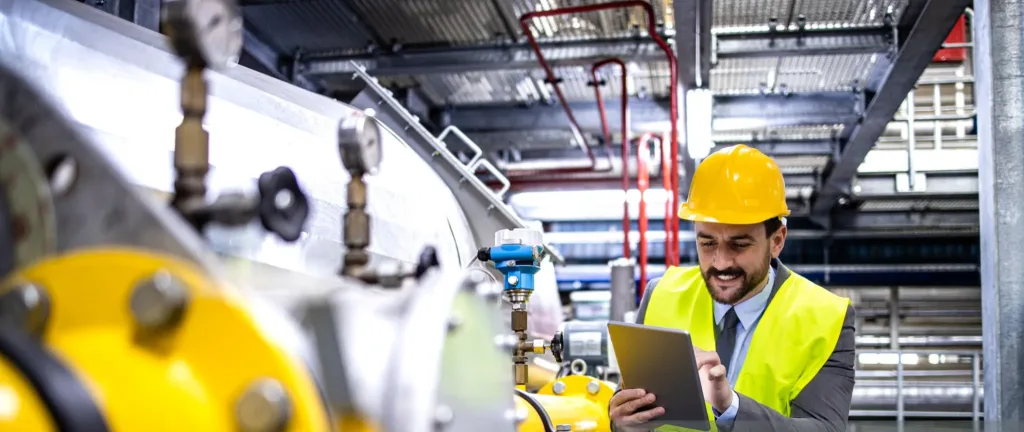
[694,347,734,412]
[609,388,665,427]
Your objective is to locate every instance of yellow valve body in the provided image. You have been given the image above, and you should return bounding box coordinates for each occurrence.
[0,248,333,432]
[516,375,615,432]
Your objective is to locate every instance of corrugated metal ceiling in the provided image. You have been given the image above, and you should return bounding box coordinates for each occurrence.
[244,0,912,104]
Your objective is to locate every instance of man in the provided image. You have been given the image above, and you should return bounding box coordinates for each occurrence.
[608,144,856,432]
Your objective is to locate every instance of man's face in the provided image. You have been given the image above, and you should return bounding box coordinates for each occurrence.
[694,221,786,305]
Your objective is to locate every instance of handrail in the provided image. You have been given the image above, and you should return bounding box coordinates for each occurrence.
[856,348,983,423]
[437,125,486,169]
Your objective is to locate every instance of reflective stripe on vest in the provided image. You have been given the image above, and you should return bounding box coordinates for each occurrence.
[643,265,849,431]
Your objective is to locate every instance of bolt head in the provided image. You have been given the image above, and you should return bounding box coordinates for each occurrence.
[587,380,601,395]
[552,381,566,395]
[129,271,188,330]
[507,275,519,286]
[0,283,50,336]
[236,378,292,432]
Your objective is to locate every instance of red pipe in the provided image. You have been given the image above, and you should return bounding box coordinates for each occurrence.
[661,133,676,266]
[512,0,679,221]
[636,133,653,292]
[590,58,630,258]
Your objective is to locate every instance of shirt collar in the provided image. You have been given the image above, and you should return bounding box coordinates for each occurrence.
[714,265,775,329]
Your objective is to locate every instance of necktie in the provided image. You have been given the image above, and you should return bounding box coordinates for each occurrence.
[717,308,740,373]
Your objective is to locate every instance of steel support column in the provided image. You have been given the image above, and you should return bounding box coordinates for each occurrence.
[445,92,862,134]
[975,0,1024,421]
[809,0,972,227]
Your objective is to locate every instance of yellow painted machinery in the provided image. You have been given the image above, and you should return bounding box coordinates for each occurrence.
[0,0,615,430]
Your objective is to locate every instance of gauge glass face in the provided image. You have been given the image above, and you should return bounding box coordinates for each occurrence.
[187,0,243,68]
[361,118,383,172]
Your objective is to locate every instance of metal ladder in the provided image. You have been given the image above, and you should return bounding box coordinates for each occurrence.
[345,63,563,264]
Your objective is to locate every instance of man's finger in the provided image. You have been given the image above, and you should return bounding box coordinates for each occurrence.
[623,406,666,424]
[709,364,727,381]
[609,388,646,409]
[623,393,656,413]
[694,350,721,370]
[610,392,653,419]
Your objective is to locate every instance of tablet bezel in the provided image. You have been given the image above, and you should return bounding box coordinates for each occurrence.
[607,321,711,431]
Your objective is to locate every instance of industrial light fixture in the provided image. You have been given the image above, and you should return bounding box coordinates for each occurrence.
[685,88,714,159]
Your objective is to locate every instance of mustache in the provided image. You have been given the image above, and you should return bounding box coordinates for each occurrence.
[707,267,745,278]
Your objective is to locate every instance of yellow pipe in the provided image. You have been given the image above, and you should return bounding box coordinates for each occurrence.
[0,356,56,431]
[0,248,334,431]
[516,375,615,432]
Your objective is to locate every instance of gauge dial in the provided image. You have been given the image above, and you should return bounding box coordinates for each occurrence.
[165,0,244,70]
[337,114,383,174]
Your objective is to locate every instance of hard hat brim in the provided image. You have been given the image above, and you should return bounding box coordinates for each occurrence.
[678,203,791,226]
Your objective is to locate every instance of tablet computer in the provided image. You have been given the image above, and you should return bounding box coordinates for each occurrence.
[607,321,711,431]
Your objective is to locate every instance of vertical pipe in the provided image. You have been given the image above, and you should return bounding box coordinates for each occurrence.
[591,59,631,258]
[892,285,904,426]
[608,258,637,322]
[906,90,917,190]
[889,286,900,350]
[637,133,652,291]
[972,352,981,427]
[932,83,943,150]
[975,0,1024,422]
[896,350,905,426]
[662,134,673,266]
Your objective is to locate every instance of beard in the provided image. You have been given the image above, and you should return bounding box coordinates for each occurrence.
[701,252,771,305]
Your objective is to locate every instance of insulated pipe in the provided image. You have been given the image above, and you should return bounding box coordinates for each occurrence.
[636,133,653,292]
[513,1,680,215]
[590,58,631,258]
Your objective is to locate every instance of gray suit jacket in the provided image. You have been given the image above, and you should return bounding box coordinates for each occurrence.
[621,260,856,432]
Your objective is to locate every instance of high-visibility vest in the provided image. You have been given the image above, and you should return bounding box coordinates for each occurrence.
[642,265,849,431]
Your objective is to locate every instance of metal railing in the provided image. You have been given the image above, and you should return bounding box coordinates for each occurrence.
[855,348,983,425]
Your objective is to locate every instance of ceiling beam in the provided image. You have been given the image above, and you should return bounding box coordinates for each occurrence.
[443,92,864,134]
[832,209,979,230]
[716,27,894,59]
[298,27,892,77]
[499,138,836,158]
[482,172,821,193]
[241,27,323,93]
[853,172,979,200]
[809,0,972,227]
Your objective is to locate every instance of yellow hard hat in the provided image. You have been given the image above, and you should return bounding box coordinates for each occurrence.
[677,144,791,225]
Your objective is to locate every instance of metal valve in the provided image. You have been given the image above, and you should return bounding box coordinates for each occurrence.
[257,167,310,242]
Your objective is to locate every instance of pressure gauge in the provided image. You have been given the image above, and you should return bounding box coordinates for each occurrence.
[164,0,244,70]
[337,114,383,174]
